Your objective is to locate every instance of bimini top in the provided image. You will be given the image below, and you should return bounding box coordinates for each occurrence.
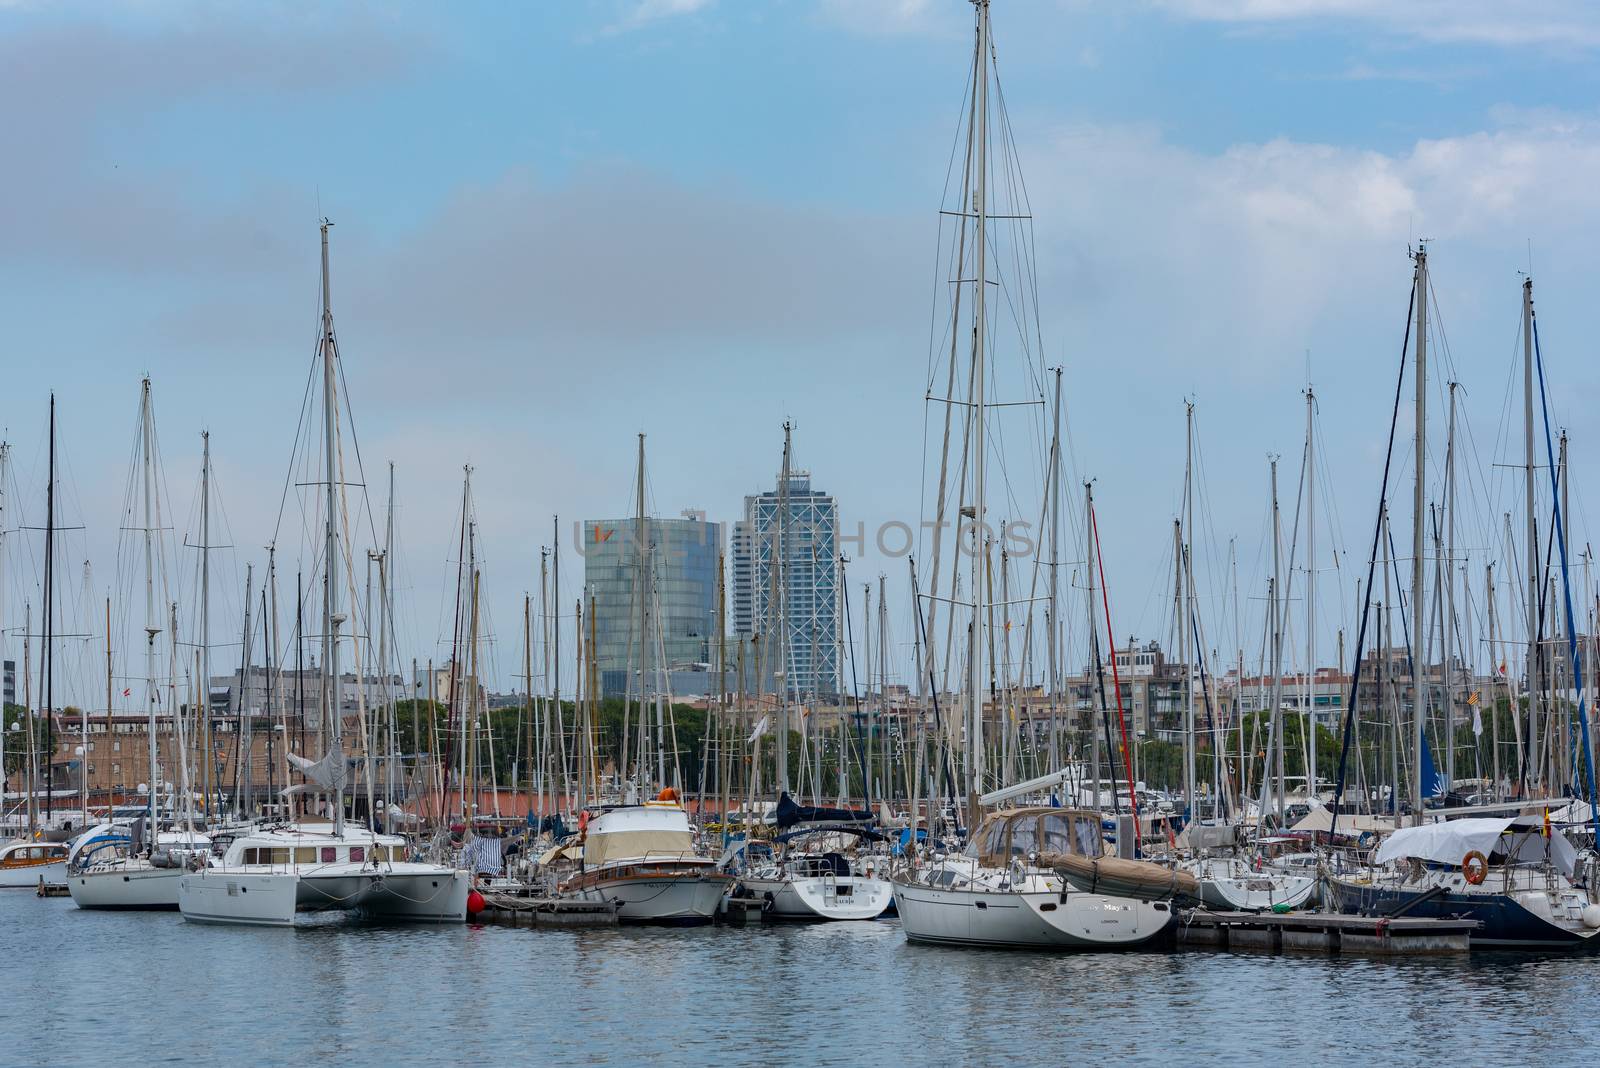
[1375,816,1577,878]
[964,808,1104,867]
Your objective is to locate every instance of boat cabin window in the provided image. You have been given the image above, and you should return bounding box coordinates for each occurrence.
[964,818,1008,861]
[242,847,288,864]
[321,847,337,863]
[350,846,365,863]
[1008,818,1039,859]
[294,847,316,864]
[1073,816,1100,858]
[1040,814,1074,856]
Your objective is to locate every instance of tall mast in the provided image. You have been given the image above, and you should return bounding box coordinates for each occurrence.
[965,0,991,830]
[1305,386,1317,800]
[198,432,212,818]
[140,379,160,833]
[1047,368,1062,770]
[1084,481,1100,808]
[1522,276,1539,795]
[43,395,56,820]
[775,423,792,796]
[1444,381,1457,792]
[1410,245,1428,823]
[319,220,345,835]
[1181,402,1195,820]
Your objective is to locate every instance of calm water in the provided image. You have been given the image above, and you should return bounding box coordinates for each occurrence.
[7,896,1600,1067]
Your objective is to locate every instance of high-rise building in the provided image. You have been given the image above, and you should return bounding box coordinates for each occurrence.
[3,659,14,708]
[731,470,840,698]
[584,513,721,698]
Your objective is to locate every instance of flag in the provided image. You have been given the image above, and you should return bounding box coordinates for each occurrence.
[122,688,131,697]
[1467,690,1480,706]
[1472,705,1483,738]
[747,715,770,745]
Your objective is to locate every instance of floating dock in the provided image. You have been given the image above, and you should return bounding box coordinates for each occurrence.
[1177,909,1475,956]
[475,892,618,928]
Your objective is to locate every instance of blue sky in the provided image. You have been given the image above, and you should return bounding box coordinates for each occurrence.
[4,0,1600,701]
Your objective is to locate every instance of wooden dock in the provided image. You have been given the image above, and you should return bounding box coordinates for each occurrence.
[476,892,618,928]
[1177,909,1476,956]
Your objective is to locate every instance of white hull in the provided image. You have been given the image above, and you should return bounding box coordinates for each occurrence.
[178,865,469,926]
[69,863,186,910]
[894,877,1173,949]
[567,873,731,924]
[1189,857,1318,912]
[744,873,893,921]
[0,860,66,888]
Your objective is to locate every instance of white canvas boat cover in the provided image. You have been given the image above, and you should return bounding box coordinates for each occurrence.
[1289,804,1395,836]
[1375,816,1577,878]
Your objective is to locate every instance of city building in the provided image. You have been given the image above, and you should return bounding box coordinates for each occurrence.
[731,469,840,699]
[3,659,13,708]
[584,512,721,698]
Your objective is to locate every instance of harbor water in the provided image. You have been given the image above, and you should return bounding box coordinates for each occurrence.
[8,897,1600,1067]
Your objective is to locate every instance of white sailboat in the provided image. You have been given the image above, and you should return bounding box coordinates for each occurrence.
[892,0,1185,949]
[70,380,209,910]
[178,221,466,927]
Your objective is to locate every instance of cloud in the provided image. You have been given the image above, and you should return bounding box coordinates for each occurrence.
[815,0,945,36]
[0,13,424,278]
[1147,0,1600,48]
[603,0,714,35]
[1014,109,1600,382]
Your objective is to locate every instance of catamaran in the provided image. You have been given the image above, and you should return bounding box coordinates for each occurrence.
[177,222,466,927]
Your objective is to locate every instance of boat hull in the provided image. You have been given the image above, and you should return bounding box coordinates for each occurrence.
[565,869,732,924]
[743,874,893,921]
[1189,858,1318,912]
[0,860,67,889]
[177,866,469,926]
[893,877,1174,949]
[1327,876,1600,948]
[69,863,185,910]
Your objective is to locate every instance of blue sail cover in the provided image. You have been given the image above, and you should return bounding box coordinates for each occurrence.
[1419,733,1449,798]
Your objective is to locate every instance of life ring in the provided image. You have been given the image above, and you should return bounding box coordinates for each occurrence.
[1462,850,1489,885]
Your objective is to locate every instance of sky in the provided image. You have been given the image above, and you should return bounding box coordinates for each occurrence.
[3,0,1600,705]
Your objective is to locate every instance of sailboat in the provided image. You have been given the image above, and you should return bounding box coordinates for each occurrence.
[70,379,210,910]
[1323,258,1600,945]
[177,222,467,926]
[891,0,1185,949]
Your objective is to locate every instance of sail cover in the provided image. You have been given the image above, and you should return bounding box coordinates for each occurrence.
[1375,816,1577,878]
[775,792,872,829]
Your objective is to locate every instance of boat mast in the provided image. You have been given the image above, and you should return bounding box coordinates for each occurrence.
[776,423,792,797]
[1084,481,1100,808]
[319,220,345,836]
[1410,245,1428,824]
[1047,368,1062,771]
[1521,276,1539,796]
[1444,380,1457,793]
[1305,386,1317,802]
[964,0,991,831]
[1181,402,1195,821]
[139,379,161,835]
[199,432,212,820]
[43,395,56,821]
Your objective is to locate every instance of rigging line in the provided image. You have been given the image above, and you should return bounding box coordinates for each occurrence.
[1329,274,1416,838]
[1089,499,1139,839]
[1533,316,1596,826]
